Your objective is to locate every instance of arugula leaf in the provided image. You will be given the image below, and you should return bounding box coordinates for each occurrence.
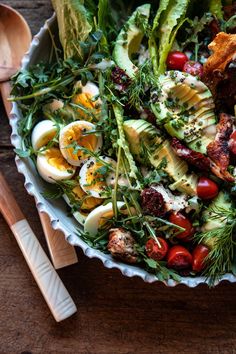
[51,0,92,60]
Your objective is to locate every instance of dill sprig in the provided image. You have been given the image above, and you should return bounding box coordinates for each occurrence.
[195,205,236,286]
[127,60,158,109]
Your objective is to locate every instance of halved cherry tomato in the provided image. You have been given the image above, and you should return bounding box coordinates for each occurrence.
[183,60,203,78]
[229,131,236,155]
[197,176,219,200]
[192,244,209,273]
[145,237,169,261]
[166,51,188,71]
[169,212,194,240]
[167,245,193,270]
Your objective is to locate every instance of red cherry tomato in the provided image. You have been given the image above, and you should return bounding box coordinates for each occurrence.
[169,212,195,240]
[145,237,169,261]
[167,245,193,270]
[229,131,236,155]
[192,244,209,273]
[166,51,188,71]
[183,60,203,78]
[197,177,219,200]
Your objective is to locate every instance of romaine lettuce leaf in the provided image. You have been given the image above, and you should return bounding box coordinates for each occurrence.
[149,0,170,75]
[51,0,92,60]
[157,0,190,75]
[209,0,223,19]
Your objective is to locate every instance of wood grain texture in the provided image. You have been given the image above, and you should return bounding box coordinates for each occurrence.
[0,172,24,225]
[1,1,236,353]
[39,212,78,269]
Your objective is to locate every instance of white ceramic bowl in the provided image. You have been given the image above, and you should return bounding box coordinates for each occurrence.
[10,14,236,287]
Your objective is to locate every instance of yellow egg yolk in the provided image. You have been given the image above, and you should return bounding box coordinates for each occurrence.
[38,131,56,150]
[83,161,107,196]
[73,185,101,211]
[73,93,101,119]
[63,124,98,162]
[45,148,72,171]
[98,210,114,229]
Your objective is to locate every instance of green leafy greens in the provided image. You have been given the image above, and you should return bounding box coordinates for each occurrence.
[51,0,92,60]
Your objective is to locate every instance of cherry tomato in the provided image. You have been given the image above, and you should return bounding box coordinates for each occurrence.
[192,244,210,273]
[167,245,193,270]
[229,131,236,155]
[145,237,169,261]
[183,60,203,78]
[197,177,219,200]
[169,212,195,240]
[166,51,188,71]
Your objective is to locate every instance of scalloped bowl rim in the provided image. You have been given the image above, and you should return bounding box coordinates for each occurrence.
[9,13,236,288]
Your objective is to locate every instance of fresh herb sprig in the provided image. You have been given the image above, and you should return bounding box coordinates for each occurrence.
[195,205,236,285]
[127,60,158,109]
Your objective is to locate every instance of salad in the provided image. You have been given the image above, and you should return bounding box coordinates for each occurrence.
[11,0,236,285]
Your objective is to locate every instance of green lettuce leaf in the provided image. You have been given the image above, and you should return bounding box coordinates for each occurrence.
[98,0,109,51]
[149,0,170,75]
[157,0,190,75]
[152,0,170,33]
[209,0,223,19]
[51,0,92,60]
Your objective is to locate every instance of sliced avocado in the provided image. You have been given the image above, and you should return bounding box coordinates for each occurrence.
[123,119,163,164]
[123,119,199,195]
[149,140,188,181]
[169,173,198,196]
[188,135,214,154]
[113,4,151,78]
[165,110,216,148]
[151,71,217,153]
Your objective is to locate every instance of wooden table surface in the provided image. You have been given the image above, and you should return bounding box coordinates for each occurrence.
[1,1,236,353]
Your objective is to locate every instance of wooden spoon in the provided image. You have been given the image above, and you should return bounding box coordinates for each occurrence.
[0,4,31,82]
[0,3,78,269]
[0,4,77,320]
[0,173,77,321]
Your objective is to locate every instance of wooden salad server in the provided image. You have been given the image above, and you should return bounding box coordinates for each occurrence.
[0,172,77,321]
[0,3,78,269]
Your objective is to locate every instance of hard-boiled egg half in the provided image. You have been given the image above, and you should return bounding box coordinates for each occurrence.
[72,81,101,120]
[79,157,116,198]
[63,184,102,226]
[31,120,58,151]
[37,147,76,183]
[84,201,125,236]
[59,121,102,166]
[72,184,102,211]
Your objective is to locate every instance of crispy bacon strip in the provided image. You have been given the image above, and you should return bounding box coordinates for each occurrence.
[203,32,236,93]
[203,33,236,113]
[171,138,211,171]
[207,113,235,182]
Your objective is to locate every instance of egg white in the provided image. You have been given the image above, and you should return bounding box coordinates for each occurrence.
[74,81,100,99]
[31,120,58,151]
[79,157,116,198]
[59,120,102,166]
[37,147,76,183]
[84,201,125,236]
